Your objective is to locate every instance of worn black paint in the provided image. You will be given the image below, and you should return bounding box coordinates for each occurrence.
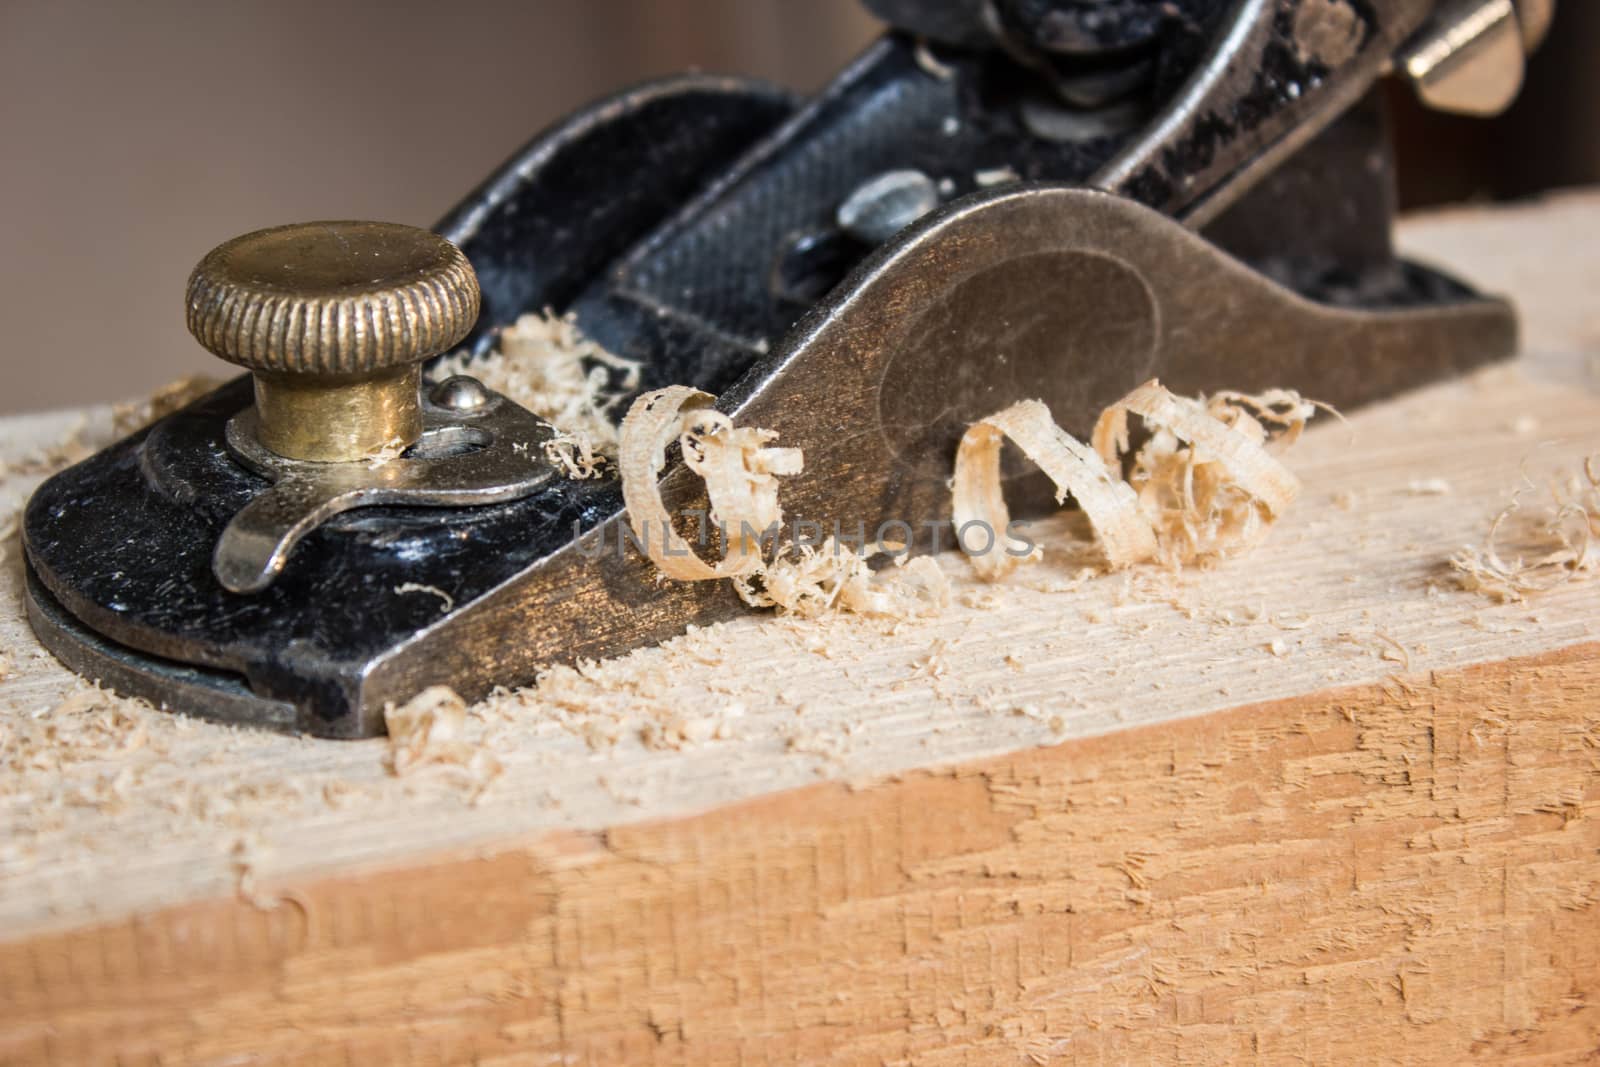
[24,8,1506,735]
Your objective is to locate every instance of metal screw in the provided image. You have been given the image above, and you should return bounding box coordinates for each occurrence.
[430,375,492,412]
[836,169,941,245]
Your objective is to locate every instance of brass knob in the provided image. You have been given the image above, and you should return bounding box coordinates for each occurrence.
[186,221,479,462]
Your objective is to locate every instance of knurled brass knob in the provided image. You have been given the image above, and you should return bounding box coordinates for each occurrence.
[186,220,480,462]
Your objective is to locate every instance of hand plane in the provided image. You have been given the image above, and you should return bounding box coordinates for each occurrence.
[24,0,1552,736]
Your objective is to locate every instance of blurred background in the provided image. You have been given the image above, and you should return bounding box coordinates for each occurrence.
[1,0,1596,415]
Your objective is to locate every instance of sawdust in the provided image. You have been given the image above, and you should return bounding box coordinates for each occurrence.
[543,429,609,480]
[430,310,640,465]
[519,659,672,751]
[0,686,153,784]
[1449,456,1599,601]
[0,416,96,481]
[110,375,220,437]
[485,631,760,754]
[733,541,950,620]
[0,375,218,484]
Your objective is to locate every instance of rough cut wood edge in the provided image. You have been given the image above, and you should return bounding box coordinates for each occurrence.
[2,641,1597,1065]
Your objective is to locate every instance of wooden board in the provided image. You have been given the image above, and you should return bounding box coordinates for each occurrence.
[1,191,1598,1065]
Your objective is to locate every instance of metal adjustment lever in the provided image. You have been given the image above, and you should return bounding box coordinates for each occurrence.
[187,222,558,593]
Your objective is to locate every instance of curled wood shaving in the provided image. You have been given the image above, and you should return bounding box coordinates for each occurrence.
[1449,456,1599,601]
[619,389,949,619]
[912,38,955,80]
[1095,382,1302,518]
[619,386,801,580]
[394,582,454,613]
[1098,382,1310,567]
[954,399,1152,579]
[383,686,503,795]
[681,408,802,558]
[543,429,608,480]
[430,309,641,463]
[957,380,1316,579]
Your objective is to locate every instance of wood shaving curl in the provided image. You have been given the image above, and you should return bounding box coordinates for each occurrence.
[619,386,801,580]
[543,429,608,480]
[382,686,502,796]
[957,380,1316,579]
[394,582,454,613]
[681,408,802,561]
[954,399,1151,579]
[620,389,951,618]
[1094,382,1306,560]
[1450,456,1599,601]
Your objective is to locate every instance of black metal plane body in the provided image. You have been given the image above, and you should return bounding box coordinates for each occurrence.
[24,9,1520,735]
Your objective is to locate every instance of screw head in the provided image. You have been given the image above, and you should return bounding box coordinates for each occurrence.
[186,221,479,462]
[836,170,940,245]
[185,221,480,377]
[430,375,492,412]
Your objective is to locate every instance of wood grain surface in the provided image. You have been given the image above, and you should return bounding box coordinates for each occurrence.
[1,192,1597,1064]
